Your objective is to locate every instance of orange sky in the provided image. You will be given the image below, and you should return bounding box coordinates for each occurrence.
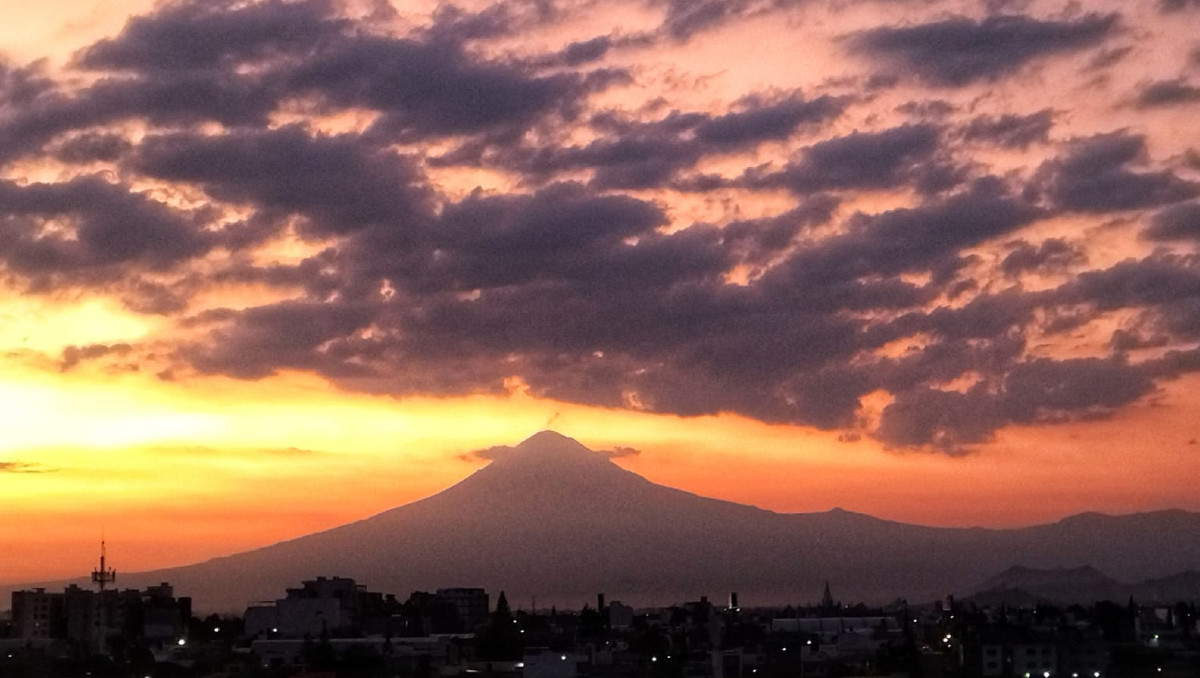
[2,0,1200,586]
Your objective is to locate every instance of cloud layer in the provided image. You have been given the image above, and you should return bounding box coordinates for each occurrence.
[2,0,1200,454]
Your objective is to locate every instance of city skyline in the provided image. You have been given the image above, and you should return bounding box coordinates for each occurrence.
[2,0,1200,586]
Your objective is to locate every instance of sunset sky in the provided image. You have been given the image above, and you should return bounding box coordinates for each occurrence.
[2,0,1200,586]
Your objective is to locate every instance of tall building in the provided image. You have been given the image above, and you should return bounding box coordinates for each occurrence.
[436,588,490,632]
[11,589,62,640]
[10,546,189,653]
[11,584,188,650]
[245,576,387,638]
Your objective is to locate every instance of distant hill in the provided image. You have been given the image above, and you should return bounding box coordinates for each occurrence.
[5,431,1200,613]
[963,564,1200,607]
[963,587,1055,609]
[1138,571,1200,603]
[977,565,1120,592]
[968,565,1130,605]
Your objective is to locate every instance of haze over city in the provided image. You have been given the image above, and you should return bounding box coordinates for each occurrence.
[2,0,1200,589]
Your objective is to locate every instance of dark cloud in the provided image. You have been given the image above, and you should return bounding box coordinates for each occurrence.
[748,124,942,193]
[1159,0,1200,11]
[0,176,214,284]
[1058,253,1200,312]
[133,126,432,239]
[76,0,345,73]
[0,62,281,163]
[423,3,524,43]
[1144,202,1200,240]
[411,182,670,289]
[645,0,949,43]
[1035,132,1200,212]
[118,277,198,315]
[1045,253,1200,350]
[181,301,376,379]
[847,13,1119,87]
[562,36,612,65]
[0,59,55,106]
[51,132,134,164]
[1002,356,1156,423]
[564,133,705,191]
[61,343,134,371]
[0,461,55,474]
[764,178,1040,287]
[721,195,841,264]
[600,446,641,459]
[694,94,847,145]
[460,443,638,462]
[870,329,1029,400]
[295,36,598,141]
[387,184,1042,445]
[452,93,847,190]
[876,355,1157,453]
[895,99,957,119]
[961,110,1054,149]
[1110,328,1170,352]
[877,387,998,453]
[1085,45,1134,71]
[462,445,515,462]
[1001,238,1085,276]
[1134,79,1200,108]
[0,0,607,165]
[658,0,745,40]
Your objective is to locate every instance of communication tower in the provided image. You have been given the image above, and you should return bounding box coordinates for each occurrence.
[91,540,117,592]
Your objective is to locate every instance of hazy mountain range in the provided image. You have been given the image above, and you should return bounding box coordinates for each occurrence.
[6,431,1200,613]
[965,565,1200,608]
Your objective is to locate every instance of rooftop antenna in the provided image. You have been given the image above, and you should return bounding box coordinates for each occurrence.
[91,539,116,593]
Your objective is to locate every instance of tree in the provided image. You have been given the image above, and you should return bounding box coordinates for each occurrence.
[476,591,523,662]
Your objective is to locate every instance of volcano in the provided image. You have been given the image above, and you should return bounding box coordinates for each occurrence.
[10,431,1200,612]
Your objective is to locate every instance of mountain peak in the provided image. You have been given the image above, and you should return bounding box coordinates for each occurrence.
[481,430,619,475]
[517,430,591,451]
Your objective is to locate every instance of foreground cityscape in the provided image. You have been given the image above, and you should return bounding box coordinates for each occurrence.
[3,547,1197,678]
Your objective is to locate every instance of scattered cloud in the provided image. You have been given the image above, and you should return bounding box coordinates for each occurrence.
[1001,238,1086,276]
[961,110,1055,149]
[0,461,55,473]
[599,446,641,459]
[1159,0,1200,12]
[1134,79,1200,108]
[460,445,514,462]
[846,14,1119,87]
[1035,132,1199,212]
[60,343,134,371]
